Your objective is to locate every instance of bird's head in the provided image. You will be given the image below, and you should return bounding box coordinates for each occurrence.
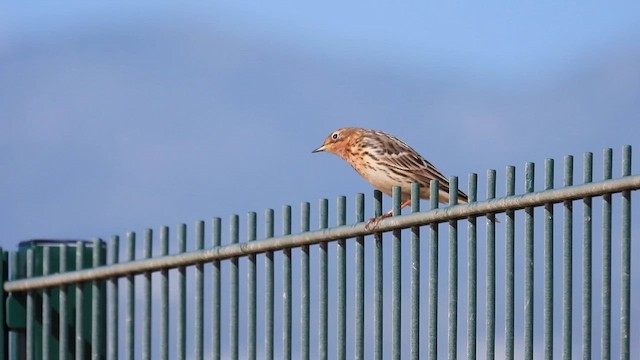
[312,128,360,157]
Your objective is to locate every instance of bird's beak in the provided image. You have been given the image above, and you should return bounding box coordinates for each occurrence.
[312,144,326,153]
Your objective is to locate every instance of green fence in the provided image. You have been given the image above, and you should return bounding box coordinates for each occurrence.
[1,146,638,359]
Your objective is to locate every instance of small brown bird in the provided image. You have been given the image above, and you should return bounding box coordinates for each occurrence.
[313,127,467,221]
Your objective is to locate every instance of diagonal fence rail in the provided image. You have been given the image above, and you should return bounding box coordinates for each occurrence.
[1,146,638,359]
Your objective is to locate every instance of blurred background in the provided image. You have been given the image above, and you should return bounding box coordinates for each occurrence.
[1,2,640,358]
[1,2,639,245]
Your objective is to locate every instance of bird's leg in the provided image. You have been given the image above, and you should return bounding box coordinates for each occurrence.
[365,199,412,230]
[399,199,412,209]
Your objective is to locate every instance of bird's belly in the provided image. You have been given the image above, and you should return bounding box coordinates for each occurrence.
[355,166,413,198]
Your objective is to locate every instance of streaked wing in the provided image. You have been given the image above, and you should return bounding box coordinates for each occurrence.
[373,132,450,186]
[368,131,469,202]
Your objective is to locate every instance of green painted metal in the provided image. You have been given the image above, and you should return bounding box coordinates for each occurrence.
[195,221,205,360]
[486,169,497,360]
[91,239,104,360]
[373,190,383,360]
[336,197,346,360]
[428,181,440,360]
[247,214,257,360]
[264,210,274,360]
[160,227,169,360]
[6,241,104,360]
[466,173,477,360]
[58,245,67,360]
[505,166,516,360]
[0,249,7,360]
[212,218,222,360]
[355,194,365,360]
[282,206,292,360]
[177,225,187,360]
[582,152,593,360]
[601,148,612,360]
[107,236,119,360]
[75,243,85,360]
[318,199,328,360]
[524,162,535,360]
[9,252,18,360]
[410,183,420,360]
[620,145,631,360]
[391,186,401,360]
[230,215,239,360]
[300,203,311,360]
[544,158,554,360]
[141,230,150,360]
[26,249,34,360]
[42,247,51,360]
[448,177,460,360]
[563,156,574,360]
[128,232,137,360]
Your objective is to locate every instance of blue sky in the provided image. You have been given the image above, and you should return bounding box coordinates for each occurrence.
[2,2,639,245]
[1,2,640,358]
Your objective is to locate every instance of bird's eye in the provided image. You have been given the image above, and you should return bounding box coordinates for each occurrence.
[332,132,339,140]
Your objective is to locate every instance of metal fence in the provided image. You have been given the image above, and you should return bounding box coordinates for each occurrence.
[1,146,638,360]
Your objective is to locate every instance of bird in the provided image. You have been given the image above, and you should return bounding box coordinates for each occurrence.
[313,127,467,224]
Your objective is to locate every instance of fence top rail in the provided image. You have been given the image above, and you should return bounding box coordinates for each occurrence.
[4,174,640,293]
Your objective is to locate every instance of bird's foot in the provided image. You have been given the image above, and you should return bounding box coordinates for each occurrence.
[365,211,393,231]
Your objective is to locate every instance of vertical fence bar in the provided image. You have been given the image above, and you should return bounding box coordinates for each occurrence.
[59,245,68,360]
[91,239,103,360]
[264,210,275,360]
[337,196,347,360]
[485,169,497,360]
[392,186,402,360]
[212,218,222,360]
[0,249,6,360]
[428,180,440,360]
[505,166,515,360]
[76,242,85,360]
[582,152,593,360]
[247,214,257,360]
[355,194,365,360]
[160,227,169,360]
[282,206,292,360]
[141,230,150,360]
[9,253,18,360]
[301,203,311,360]
[42,247,51,360]
[410,183,421,360]
[319,199,329,360]
[543,159,554,360]
[373,190,383,360]
[563,156,574,360]
[524,162,535,360]
[26,249,34,360]
[195,221,205,360]
[466,174,478,360]
[282,205,293,359]
[448,177,460,360]
[177,224,187,360]
[620,145,631,360]
[125,232,136,360]
[601,148,612,360]
[230,215,239,360]
[107,236,119,360]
